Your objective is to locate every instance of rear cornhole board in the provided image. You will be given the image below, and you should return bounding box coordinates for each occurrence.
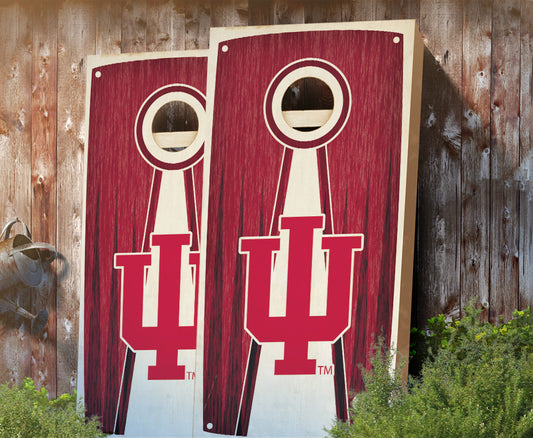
[80,51,207,436]
[199,20,423,437]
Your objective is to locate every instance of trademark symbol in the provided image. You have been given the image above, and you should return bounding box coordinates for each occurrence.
[187,371,196,380]
[240,215,363,375]
[115,233,200,381]
[317,365,334,376]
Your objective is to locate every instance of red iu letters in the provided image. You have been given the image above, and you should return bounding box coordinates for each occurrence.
[239,215,364,375]
[114,234,199,380]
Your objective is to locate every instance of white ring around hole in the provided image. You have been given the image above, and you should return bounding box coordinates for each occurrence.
[95,71,102,78]
[268,63,349,144]
[139,90,206,167]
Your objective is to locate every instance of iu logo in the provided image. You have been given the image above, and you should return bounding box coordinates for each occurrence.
[114,233,199,380]
[239,215,364,375]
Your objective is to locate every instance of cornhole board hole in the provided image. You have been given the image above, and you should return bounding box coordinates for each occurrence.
[199,20,423,437]
[80,51,207,436]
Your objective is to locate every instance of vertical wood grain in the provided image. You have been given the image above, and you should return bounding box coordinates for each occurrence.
[248,0,305,26]
[519,0,533,310]
[248,0,274,24]
[388,0,420,20]
[490,0,521,321]
[342,0,388,21]
[273,0,304,24]
[305,0,342,23]
[31,2,58,396]
[211,0,248,27]
[56,0,95,395]
[147,0,186,52]
[341,0,419,23]
[95,1,122,55]
[342,0,374,21]
[461,0,491,316]
[122,0,147,53]
[416,0,463,323]
[185,1,210,50]
[303,0,342,116]
[0,2,33,389]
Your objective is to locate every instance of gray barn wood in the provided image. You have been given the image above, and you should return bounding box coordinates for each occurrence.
[0,0,531,397]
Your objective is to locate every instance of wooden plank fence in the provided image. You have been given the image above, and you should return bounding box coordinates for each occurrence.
[0,0,531,397]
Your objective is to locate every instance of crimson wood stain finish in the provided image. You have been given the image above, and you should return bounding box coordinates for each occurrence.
[202,23,422,436]
[83,55,206,433]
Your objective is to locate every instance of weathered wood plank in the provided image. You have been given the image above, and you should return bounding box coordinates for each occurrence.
[342,0,374,21]
[341,0,420,23]
[122,0,147,53]
[461,0,491,317]
[95,1,122,55]
[211,0,248,27]
[490,0,521,322]
[273,0,304,24]
[248,0,274,24]
[31,2,58,397]
[342,0,388,21]
[0,1,33,389]
[519,0,533,310]
[185,1,211,50]
[305,0,342,23]
[248,0,305,26]
[147,0,185,52]
[57,0,95,395]
[416,0,463,324]
[388,0,420,20]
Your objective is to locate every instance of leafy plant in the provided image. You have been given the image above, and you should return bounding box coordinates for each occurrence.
[328,305,533,438]
[0,378,105,438]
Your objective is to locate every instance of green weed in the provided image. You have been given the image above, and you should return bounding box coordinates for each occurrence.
[328,305,533,438]
[0,378,105,438]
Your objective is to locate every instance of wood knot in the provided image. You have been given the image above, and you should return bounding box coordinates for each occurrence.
[502,244,510,259]
[503,207,511,220]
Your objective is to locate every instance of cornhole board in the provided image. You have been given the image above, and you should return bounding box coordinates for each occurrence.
[80,50,207,436]
[198,20,423,437]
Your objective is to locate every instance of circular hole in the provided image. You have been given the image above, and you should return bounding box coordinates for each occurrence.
[393,36,400,44]
[206,423,213,430]
[264,59,351,150]
[281,77,334,132]
[136,85,207,170]
[95,71,102,78]
[221,45,229,52]
[151,101,199,152]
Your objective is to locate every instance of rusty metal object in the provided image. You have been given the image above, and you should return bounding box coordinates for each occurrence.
[0,296,48,334]
[0,218,56,290]
[0,218,56,334]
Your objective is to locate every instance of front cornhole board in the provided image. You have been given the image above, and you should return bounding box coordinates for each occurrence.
[198,20,423,437]
[80,50,207,436]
